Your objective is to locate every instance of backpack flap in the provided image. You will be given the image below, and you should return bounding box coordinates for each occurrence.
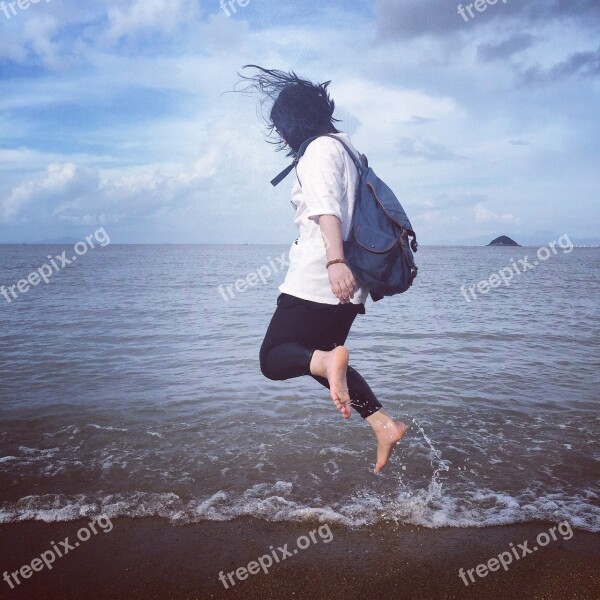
[353,224,397,253]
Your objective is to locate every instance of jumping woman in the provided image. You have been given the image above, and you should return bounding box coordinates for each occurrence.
[239,66,408,473]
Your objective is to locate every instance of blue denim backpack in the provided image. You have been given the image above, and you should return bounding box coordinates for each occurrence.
[271,134,418,302]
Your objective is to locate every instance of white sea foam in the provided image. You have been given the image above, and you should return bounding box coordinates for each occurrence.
[87,424,128,432]
[1,485,598,532]
[319,446,360,456]
[0,456,18,463]
[18,446,60,456]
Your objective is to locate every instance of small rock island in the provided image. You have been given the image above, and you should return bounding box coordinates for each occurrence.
[488,235,520,247]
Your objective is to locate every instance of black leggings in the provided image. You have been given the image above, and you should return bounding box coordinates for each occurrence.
[259,293,382,418]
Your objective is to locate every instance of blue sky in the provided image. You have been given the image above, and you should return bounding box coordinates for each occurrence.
[0,0,598,244]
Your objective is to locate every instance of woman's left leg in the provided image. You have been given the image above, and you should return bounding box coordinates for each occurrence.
[259,293,335,381]
[260,294,382,418]
[305,303,383,419]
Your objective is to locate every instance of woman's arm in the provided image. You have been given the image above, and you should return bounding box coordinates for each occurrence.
[319,214,356,303]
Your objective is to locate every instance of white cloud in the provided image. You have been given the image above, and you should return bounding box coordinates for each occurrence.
[334,79,459,152]
[0,150,218,226]
[473,203,519,224]
[106,0,198,40]
[0,1,597,243]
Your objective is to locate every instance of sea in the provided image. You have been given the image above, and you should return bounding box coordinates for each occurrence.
[0,244,598,532]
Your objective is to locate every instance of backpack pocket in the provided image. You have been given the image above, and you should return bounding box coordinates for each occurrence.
[353,224,397,253]
[345,223,416,296]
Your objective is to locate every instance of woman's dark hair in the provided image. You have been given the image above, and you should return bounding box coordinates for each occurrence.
[236,65,341,156]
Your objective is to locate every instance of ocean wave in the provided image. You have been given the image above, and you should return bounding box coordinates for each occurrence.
[1,484,598,532]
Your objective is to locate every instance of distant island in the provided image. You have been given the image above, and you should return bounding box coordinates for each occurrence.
[488,235,520,247]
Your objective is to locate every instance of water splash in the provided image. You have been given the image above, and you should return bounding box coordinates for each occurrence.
[412,417,450,503]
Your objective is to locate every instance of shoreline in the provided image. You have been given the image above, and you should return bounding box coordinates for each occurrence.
[0,518,598,599]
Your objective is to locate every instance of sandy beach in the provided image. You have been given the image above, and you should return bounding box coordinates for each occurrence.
[0,518,598,600]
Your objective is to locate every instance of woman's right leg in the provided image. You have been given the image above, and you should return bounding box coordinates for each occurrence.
[310,351,408,473]
[298,300,408,472]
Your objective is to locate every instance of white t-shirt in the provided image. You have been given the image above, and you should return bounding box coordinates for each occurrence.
[278,132,370,305]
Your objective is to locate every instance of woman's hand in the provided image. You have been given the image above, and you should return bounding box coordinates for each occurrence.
[328,262,355,303]
[317,215,355,303]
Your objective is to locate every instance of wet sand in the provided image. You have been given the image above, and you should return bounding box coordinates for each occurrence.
[0,518,598,599]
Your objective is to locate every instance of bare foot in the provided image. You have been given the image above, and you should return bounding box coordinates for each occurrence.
[327,346,351,418]
[310,346,352,419]
[366,410,408,473]
[334,398,352,419]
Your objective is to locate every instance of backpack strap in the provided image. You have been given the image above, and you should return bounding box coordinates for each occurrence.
[270,160,297,186]
[270,134,365,187]
[270,135,320,187]
[318,134,365,177]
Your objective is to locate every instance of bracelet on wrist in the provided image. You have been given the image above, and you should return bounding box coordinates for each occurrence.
[326,258,346,269]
